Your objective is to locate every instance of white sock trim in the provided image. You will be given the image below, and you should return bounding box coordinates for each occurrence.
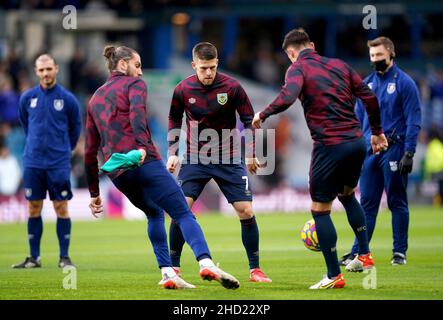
[161,267,177,278]
[198,258,215,268]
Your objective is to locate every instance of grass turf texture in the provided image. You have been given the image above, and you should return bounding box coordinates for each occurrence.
[0,206,442,300]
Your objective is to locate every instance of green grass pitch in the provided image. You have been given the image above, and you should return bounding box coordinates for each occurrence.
[1,206,442,300]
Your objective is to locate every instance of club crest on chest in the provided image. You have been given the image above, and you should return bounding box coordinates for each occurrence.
[217,93,228,105]
[387,83,396,94]
[54,99,64,111]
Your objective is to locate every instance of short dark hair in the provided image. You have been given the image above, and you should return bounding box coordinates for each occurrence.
[367,36,396,58]
[192,42,218,61]
[282,28,311,50]
[103,45,137,72]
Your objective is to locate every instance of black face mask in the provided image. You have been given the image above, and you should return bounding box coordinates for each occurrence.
[372,59,389,72]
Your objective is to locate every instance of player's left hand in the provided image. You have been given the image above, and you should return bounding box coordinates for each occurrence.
[89,196,103,218]
[371,133,389,154]
[246,157,261,175]
[399,151,414,175]
[138,148,147,164]
[252,112,263,129]
[166,155,179,173]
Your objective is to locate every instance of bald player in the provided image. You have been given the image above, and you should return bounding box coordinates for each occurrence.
[13,54,81,269]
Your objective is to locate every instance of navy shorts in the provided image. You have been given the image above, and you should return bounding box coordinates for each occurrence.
[23,167,73,201]
[178,163,252,203]
[309,137,366,203]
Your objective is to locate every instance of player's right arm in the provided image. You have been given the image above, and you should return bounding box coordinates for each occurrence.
[89,195,103,218]
[349,65,388,153]
[349,66,382,136]
[167,84,185,173]
[253,65,303,128]
[84,103,101,201]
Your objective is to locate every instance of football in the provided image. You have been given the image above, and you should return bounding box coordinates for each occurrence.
[300,219,321,252]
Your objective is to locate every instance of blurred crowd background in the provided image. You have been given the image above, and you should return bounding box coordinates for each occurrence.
[1,0,442,209]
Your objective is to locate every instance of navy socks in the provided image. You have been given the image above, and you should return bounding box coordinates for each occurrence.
[56,217,71,258]
[29,217,73,259]
[169,216,260,269]
[240,216,260,269]
[312,210,341,278]
[28,216,43,259]
[338,194,370,255]
[169,219,185,267]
